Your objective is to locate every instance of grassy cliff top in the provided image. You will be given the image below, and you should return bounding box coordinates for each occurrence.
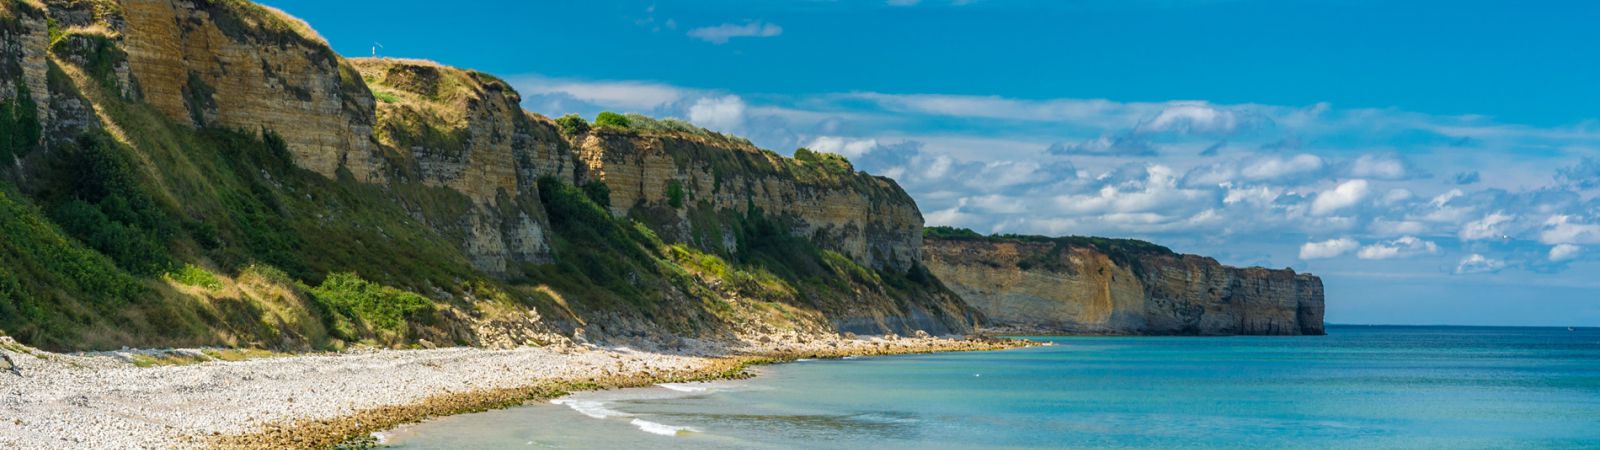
[925,226,1176,258]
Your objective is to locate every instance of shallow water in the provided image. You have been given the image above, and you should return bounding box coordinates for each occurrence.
[384,326,1600,449]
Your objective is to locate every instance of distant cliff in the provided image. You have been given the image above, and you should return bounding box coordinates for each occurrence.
[923,228,1324,335]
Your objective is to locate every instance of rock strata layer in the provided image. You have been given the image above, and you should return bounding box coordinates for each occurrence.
[924,236,1325,335]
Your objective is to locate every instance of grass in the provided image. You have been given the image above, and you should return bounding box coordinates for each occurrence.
[167,264,223,291]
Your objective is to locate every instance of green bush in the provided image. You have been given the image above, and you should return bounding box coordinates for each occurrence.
[373,91,399,103]
[310,272,435,333]
[40,132,177,275]
[581,180,611,208]
[167,264,223,291]
[594,111,631,129]
[0,84,42,162]
[555,113,590,135]
[666,180,685,209]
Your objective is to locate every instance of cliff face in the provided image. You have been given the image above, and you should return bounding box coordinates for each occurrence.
[354,58,574,273]
[0,0,981,350]
[116,0,383,181]
[924,235,1324,335]
[577,131,924,273]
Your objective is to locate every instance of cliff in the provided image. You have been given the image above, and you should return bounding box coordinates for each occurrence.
[923,228,1324,335]
[0,0,980,351]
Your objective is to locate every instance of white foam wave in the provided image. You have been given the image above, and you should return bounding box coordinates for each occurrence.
[550,399,631,419]
[630,418,700,436]
[657,383,709,393]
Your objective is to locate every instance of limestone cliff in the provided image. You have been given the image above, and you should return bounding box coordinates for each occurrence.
[0,0,983,350]
[576,130,924,273]
[354,58,574,273]
[924,231,1324,335]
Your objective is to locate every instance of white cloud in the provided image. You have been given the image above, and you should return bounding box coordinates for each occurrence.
[1455,254,1506,274]
[687,95,747,132]
[807,136,880,158]
[687,21,783,44]
[1459,212,1514,241]
[1310,179,1370,215]
[1539,215,1600,245]
[1550,244,1581,262]
[1349,154,1410,180]
[512,76,688,111]
[1300,238,1359,260]
[1357,236,1440,260]
[1370,219,1428,236]
[1241,154,1324,180]
[1140,103,1243,135]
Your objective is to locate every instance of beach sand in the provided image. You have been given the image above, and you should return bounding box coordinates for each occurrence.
[0,334,1018,449]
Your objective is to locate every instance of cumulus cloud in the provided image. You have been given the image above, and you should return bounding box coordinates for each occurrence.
[1241,154,1324,180]
[1455,254,1506,274]
[806,136,880,158]
[1310,180,1370,216]
[687,95,747,132]
[1347,154,1415,180]
[687,21,783,44]
[1300,238,1359,260]
[1139,103,1247,135]
[513,76,688,112]
[1459,212,1514,241]
[1550,244,1581,262]
[1557,157,1600,189]
[1046,133,1156,156]
[1357,236,1440,260]
[1539,215,1600,245]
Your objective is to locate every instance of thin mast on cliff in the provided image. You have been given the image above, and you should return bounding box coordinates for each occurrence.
[372,42,384,59]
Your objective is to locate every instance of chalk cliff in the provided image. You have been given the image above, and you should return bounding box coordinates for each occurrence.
[923,230,1325,336]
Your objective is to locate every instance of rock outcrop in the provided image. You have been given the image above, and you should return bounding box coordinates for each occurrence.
[924,233,1324,335]
[577,131,924,272]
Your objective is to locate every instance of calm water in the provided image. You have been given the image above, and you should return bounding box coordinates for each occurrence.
[385,326,1600,449]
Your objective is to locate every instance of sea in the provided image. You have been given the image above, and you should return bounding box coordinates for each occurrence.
[383,326,1600,449]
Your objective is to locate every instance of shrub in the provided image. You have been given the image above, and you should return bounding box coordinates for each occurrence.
[594,111,631,129]
[581,180,611,208]
[167,264,223,291]
[310,272,435,332]
[666,180,685,208]
[373,91,399,103]
[0,84,42,162]
[555,113,590,136]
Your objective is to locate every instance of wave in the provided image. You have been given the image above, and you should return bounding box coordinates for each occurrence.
[630,418,700,436]
[657,383,710,393]
[550,399,631,419]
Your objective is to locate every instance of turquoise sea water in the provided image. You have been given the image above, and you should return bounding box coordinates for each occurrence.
[385,326,1600,449]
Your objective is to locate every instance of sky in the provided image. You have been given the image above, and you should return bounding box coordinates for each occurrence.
[261,0,1600,327]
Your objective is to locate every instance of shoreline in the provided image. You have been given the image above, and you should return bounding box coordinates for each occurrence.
[0,335,1025,449]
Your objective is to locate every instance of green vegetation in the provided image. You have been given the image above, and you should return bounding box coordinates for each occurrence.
[555,113,589,136]
[594,111,631,129]
[924,226,1176,271]
[666,180,686,208]
[372,90,399,103]
[0,84,42,162]
[309,272,436,337]
[168,264,223,291]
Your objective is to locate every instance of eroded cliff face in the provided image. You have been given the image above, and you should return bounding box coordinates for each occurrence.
[925,236,1325,335]
[116,0,383,180]
[354,58,574,272]
[576,131,925,273]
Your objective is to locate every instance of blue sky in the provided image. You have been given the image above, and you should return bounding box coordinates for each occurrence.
[263,0,1600,326]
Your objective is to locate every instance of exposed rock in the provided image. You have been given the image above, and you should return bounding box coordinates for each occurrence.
[116,0,383,180]
[577,130,924,273]
[924,236,1325,336]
